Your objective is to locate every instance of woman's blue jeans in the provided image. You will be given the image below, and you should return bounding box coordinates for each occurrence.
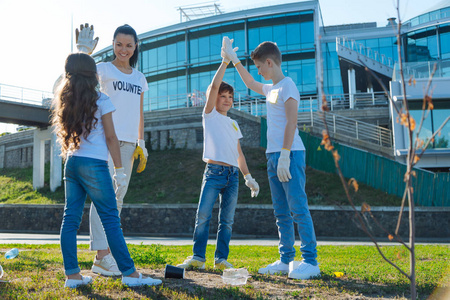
[60,155,136,276]
[266,150,318,266]
[192,163,239,263]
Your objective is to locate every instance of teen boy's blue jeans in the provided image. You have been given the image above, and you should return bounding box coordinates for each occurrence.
[192,163,239,263]
[266,150,318,266]
[60,155,136,276]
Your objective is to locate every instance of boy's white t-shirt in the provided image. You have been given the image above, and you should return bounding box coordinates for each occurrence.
[262,76,305,153]
[68,92,116,161]
[97,62,149,143]
[202,107,243,167]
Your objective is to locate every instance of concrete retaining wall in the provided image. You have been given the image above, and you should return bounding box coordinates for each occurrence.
[0,204,448,241]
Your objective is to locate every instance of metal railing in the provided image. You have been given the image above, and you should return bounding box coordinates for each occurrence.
[310,111,393,148]
[336,36,394,68]
[0,83,53,107]
[393,59,450,80]
[299,92,388,112]
[145,91,388,115]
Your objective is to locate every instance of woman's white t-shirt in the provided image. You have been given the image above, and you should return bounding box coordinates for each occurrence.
[202,107,243,167]
[97,62,149,143]
[68,92,116,161]
[262,77,305,153]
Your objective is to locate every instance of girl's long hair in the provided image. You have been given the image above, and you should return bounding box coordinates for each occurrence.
[51,53,99,157]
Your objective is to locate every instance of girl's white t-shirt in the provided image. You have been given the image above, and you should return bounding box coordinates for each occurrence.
[262,77,305,153]
[97,62,149,143]
[202,107,243,167]
[68,92,116,161]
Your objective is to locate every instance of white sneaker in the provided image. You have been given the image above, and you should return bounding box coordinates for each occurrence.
[91,253,121,276]
[122,273,162,287]
[64,275,93,288]
[288,261,321,280]
[258,260,289,275]
[176,256,205,269]
[214,260,233,270]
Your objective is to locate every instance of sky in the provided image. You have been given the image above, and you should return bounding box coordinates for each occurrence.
[0,0,436,133]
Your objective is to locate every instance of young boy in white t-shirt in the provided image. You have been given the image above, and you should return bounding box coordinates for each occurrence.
[222,37,320,280]
[177,41,260,270]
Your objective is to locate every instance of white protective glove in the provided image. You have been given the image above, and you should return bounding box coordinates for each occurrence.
[221,36,240,65]
[277,149,292,182]
[113,167,127,200]
[244,174,260,198]
[75,23,99,55]
[133,139,148,173]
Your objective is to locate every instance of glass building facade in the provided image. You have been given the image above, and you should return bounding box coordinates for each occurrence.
[93,2,320,112]
[93,0,450,121]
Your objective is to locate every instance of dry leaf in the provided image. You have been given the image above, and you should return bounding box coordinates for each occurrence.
[409,117,416,131]
[348,178,359,192]
[388,234,394,241]
[332,150,340,161]
[361,202,370,213]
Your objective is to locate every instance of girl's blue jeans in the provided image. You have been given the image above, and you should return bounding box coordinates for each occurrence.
[60,155,136,276]
[192,163,239,263]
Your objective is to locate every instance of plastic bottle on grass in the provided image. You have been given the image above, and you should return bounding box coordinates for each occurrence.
[222,268,250,285]
[5,248,19,259]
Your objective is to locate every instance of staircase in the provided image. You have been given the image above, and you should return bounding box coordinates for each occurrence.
[298,110,393,157]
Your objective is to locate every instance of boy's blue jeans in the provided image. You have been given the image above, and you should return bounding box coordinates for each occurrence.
[192,163,239,263]
[61,156,136,276]
[266,150,318,266]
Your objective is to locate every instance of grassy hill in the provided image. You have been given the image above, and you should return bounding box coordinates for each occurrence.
[0,147,401,206]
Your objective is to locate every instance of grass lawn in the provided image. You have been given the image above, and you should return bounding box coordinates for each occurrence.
[0,243,449,299]
[0,148,401,206]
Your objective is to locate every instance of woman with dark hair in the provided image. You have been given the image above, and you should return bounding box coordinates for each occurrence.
[53,53,161,288]
[76,23,150,276]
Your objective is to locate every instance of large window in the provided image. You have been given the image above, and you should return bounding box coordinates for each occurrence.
[409,101,450,149]
[112,9,318,112]
[406,28,439,62]
[189,21,245,65]
[322,42,343,95]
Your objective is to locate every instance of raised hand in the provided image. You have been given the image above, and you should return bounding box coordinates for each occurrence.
[221,36,239,64]
[75,23,99,55]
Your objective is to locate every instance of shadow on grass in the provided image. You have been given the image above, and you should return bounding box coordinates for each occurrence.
[313,273,412,298]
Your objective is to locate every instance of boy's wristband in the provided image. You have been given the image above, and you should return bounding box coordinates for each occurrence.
[233,61,241,67]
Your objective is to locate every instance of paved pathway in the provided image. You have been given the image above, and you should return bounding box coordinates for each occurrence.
[0,233,447,246]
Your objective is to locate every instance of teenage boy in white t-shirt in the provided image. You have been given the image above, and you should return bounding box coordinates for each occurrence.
[222,37,320,280]
[177,41,260,270]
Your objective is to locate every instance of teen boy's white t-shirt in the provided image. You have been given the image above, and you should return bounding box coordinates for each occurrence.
[97,62,149,143]
[202,107,243,167]
[262,76,305,153]
[69,92,116,161]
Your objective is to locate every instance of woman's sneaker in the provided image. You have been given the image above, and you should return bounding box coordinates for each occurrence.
[122,273,162,287]
[214,260,233,270]
[91,253,121,276]
[258,260,289,275]
[64,275,93,288]
[288,261,321,280]
[176,256,205,269]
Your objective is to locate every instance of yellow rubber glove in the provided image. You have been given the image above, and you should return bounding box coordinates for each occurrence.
[133,139,148,173]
